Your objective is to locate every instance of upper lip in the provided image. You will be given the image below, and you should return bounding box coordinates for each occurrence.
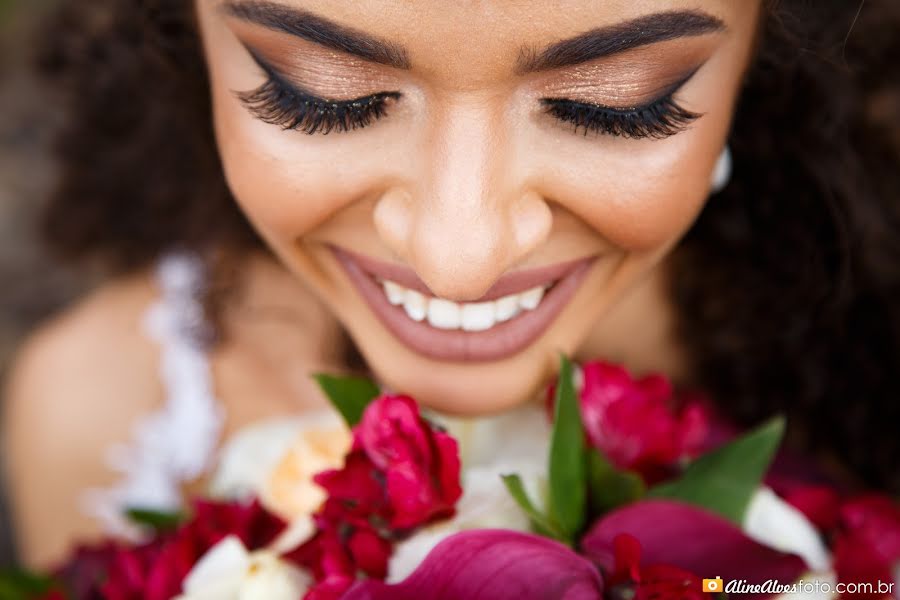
[333,246,592,302]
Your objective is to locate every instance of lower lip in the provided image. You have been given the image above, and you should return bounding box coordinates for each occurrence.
[333,249,594,363]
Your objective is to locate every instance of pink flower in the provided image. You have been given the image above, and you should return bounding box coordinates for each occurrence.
[549,361,709,480]
[832,495,900,599]
[355,395,462,529]
[287,527,356,600]
[286,508,393,600]
[779,488,899,598]
[343,529,604,599]
[781,484,842,531]
[183,498,287,551]
[288,394,463,599]
[313,450,388,521]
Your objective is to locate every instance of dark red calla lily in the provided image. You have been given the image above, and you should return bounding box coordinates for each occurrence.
[343,529,604,600]
[582,500,808,599]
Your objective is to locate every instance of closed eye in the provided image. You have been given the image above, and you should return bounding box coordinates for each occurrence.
[237,48,401,135]
[540,70,702,139]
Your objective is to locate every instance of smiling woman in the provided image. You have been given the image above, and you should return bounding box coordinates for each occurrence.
[192,0,756,415]
[3,0,900,573]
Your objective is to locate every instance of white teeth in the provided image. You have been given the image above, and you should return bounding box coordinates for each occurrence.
[403,289,427,322]
[461,302,495,331]
[382,280,406,305]
[427,298,461,330]
[380,278,552,332]
[494,295,520,322]
[518,286,545,310]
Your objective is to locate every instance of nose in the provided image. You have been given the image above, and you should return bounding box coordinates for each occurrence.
[374,100,552,302]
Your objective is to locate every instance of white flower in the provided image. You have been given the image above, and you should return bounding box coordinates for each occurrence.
[743,486,832,573]
[209,411,351,522]
[387,403,550,582]
[388,460,545,582]
[433,402,550,469]
[175,535,311,600]
[774,572,839,600]
[209,419,315,500]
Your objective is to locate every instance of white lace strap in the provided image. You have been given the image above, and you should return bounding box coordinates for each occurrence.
[82,251,225,539]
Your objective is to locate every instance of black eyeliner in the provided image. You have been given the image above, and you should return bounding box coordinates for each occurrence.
[235,43,401,134]
[540,66,703,139]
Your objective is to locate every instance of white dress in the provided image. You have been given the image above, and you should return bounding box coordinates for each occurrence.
[82,252,226,539]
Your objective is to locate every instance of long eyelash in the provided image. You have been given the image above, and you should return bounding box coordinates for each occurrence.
[541,94,700,139]
[237,75,400,135]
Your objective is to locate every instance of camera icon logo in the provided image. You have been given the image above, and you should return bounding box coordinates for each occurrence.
[702,577,724,593]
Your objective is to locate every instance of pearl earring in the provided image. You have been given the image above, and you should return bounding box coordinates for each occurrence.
[710,145,732,193]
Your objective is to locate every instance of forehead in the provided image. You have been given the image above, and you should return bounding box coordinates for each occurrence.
[212,0,752,82]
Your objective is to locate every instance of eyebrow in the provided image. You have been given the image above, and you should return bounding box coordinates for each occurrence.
[221,0,411,69]
[516,11,726,73]
[222,2,724,74]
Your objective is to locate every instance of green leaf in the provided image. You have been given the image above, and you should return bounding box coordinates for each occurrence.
[125,507,186,532]
[313,373,380,427]
[546,354,587,545]
[0,569,57,599]
[586,449,646,515]
[648,416,786,524]
[501,473,563,540]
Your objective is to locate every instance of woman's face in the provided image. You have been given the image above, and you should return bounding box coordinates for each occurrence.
[196,0,761,414]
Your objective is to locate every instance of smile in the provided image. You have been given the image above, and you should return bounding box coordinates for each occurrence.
[333,247,594,362]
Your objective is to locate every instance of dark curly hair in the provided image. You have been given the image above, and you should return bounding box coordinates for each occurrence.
[37,1,900,491]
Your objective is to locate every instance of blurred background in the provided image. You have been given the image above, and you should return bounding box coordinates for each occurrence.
[0,0,92,567]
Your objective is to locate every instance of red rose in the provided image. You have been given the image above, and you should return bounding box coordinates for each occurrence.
[100,538,191,600]
[288,394,463,598]
[287,518,392,600]
[314,450,388,522]
[289,527,355,599]
[305,577,357,600]
[50,500,286,600]
[183,498,287,550]
[346,523,393,579]
[51,541,121,599]
[355,395,462,529]
[605,533,705,600]
[636,565,706,600]
[549,361,709,480]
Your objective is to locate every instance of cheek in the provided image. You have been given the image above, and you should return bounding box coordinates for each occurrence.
[211,88,378,243]
[538,131,718,252]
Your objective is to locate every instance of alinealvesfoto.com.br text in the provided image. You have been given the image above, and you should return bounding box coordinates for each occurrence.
[722,578,895,596]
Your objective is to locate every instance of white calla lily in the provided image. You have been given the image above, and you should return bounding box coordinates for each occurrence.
[743,487,832,573]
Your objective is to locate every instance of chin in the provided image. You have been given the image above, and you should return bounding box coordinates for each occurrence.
[357,343,555,417]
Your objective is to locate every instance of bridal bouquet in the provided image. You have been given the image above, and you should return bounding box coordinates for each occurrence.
[3,357,898,599]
